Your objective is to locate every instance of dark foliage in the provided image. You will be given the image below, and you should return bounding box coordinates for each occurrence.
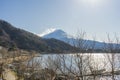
[0,20,73,52]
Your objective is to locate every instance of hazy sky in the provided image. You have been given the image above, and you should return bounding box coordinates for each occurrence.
[0,0,120,41]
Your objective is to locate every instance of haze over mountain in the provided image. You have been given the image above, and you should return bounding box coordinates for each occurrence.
[0,20,73,53]
[39,29,118,49]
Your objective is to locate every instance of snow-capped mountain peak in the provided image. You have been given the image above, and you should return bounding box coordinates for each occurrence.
[39,28,119,49]
[39,29,69,40]
[38,29,107,49]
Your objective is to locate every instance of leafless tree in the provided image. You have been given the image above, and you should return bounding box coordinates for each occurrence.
[103,34,120,80]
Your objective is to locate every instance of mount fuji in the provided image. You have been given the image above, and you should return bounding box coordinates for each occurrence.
[38,29,106,49]
[39,28,72,43]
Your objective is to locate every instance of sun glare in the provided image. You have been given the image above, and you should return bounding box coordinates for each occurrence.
[75,0,105,7]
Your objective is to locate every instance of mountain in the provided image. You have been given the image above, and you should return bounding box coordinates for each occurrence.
[39,29,73,44]
[0,20,73,53]
[39,29,69,41]
[39,29,119,51]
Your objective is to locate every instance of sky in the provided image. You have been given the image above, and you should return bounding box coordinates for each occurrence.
[0,0,120,41]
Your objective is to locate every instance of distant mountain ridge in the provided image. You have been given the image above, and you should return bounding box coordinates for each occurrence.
[39,29,120,50]
[0,20,73,53]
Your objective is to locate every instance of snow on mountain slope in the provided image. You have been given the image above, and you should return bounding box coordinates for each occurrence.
[39,28,71,40]
[38,29,106,49]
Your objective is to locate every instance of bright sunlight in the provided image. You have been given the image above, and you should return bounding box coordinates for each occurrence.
[75,0,106,7]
